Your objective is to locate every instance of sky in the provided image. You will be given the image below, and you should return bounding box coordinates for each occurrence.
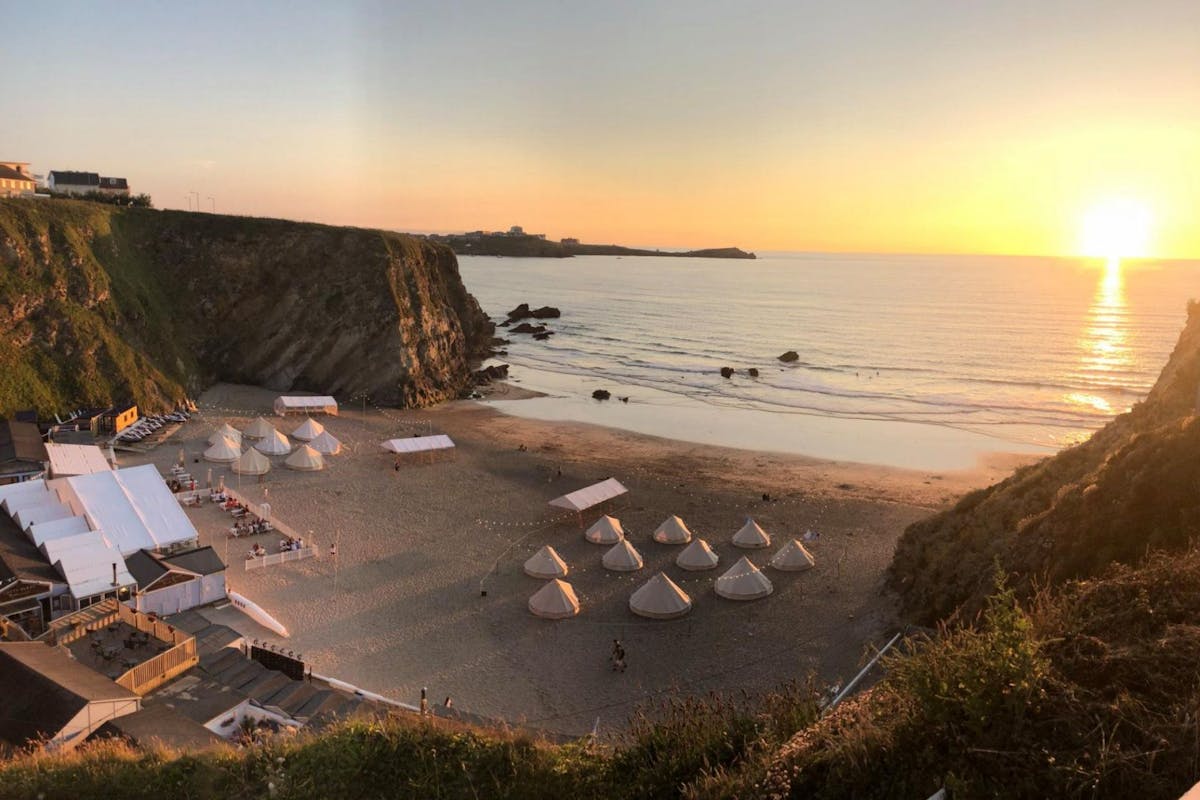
[3,0,1199,256]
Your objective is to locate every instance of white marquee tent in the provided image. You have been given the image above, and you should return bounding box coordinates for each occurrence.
[602,539,644,572]
[524,545,569,579]
[528,579,580,619]
[307,431,343,456]
[208,424,242,446]
[0,478,47,510]
[630,573,692,619]
[43,533,134,600]
[715,556,774,601]
[254,429,293,456]
[44,444,112,479]
[203,436,241,464]
[290,418,325,442]
[585,515,624,545]
[676,538,720,571]
[232,448,271,476]
[285,445,325,471]
[549,478,627,513]
[770,539,816,572]
[274,395,339,416]
[653,515,693,545]
[1,484,53,516]
[26,515,91,548]
[242,417,277,440]
[13,499,73,532]
[732,518,771,550]
[381,435,455,454]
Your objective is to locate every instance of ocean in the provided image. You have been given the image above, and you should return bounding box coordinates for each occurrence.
[459,253,1200,470]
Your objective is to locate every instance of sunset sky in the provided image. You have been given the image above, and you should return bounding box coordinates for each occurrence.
[4,1,1199,256]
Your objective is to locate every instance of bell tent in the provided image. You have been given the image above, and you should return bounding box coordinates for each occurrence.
[585,515,624,545]
[715,556,774,601]
[524,545,569,579]
[732,518,771,549]
[652,515,692,545]
[528,579,580,619]
[285,445,325,472]
[770,539,816,572]
[602,539,644,572]
[676,538,720,571]
[630,572,692,619]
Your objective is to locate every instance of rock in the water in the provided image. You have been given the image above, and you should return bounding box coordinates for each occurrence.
[510,323,547,334]
[778,351,800,363]
[532,331,553,340]
[720,367,734,378]
[619,396,629,403]
[506,303,532,321]
[530,306,561,319]
[472,364,510,385]
[747,368,759,377]
[592,389,611,401]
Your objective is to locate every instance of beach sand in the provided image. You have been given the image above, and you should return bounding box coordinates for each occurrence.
[126,383,1032,737]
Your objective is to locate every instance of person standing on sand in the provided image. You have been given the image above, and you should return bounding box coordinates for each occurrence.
[611,639,626,672]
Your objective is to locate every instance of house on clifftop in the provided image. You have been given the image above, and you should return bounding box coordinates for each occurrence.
[0,162,35,197]
[48,170,130,196]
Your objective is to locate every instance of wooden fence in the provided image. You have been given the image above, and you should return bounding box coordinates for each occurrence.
[113,603,198,695]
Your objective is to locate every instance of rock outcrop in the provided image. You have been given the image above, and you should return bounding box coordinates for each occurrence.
[0,199,494,415]
[778,351,799,363]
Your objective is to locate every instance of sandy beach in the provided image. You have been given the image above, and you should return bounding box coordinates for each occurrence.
[124,383,1033,737]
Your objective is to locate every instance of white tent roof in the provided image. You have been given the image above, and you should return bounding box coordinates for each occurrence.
[208,424,242,445]
[528,579,580,619]
[27,515,91,547]
[676,538,720,571]
[254,429,293,456]
[285,445,325,471]
[602,539,644,572]
[548,478,628,513]
[13,499,73,531]
[381,435,455,454]
[653,515,693,545]
[274,395,338,415]
[523,545,569,579]
[51,465,200,555]
[770,539,816,572]
[0,478,47,511]
[2,486,53,516]
[242,417,277,440]
[44,443,111,478]
[290,418,325,441]
[585,515,624,544]
[307,431,342,455]
[715,556,774,600]
[203,436,241,464]
[46,535,133,599]
[732,518,771,549]
[232,448,271,476]
[630,573,692,619]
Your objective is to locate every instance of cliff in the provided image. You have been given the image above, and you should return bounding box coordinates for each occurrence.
[891,299,1200,624]
[0,199,493,416]
[430,232,756,259]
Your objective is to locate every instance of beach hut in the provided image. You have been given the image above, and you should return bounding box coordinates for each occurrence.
[524,545,569,579]
[203,436,241,464]
[208,424,242,446]
[629,573,692,620]
[242,417,277,440]
[307,431,343,456]
[254,429,293,456]
[770,539,816,572]
[715,556,774,601]
[732,518,771,549]
[290,418,325,442]
[602,539,644,572]
[528,579,580,619]
[585,515,624,545]
[676,538,720,571]
[652,515,692,545]
[284,445,325,472]
[231,448,270,476]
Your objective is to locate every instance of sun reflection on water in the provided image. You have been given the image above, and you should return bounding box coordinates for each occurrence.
[1069,258,1131,414]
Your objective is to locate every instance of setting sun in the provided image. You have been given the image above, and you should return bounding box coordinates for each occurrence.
[1078,198,1154,260]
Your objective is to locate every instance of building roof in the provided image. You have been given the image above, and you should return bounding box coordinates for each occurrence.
[144,674,246,727]
[0,420,47,465]
[0,165,33,183]
[96,704,224,750]
[98,177,128,190]
[48,170,100,186]
[44,443,112,479]
[161,546,225,576]
[0,643,138,748]
[0,511,61,585]
[123,549,170,587]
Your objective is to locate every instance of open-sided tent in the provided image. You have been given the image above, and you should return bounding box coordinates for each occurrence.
[676,538,720,571]
[284,445,325,471]
[307,431,343,456]
[602,539,644,572]
[732,518,771,549]
[274,395,338,416]
[715,556,774,601]
[585,515,624,545]
[549,478,627,519]
[380,435,455,465]
[203,436,241,464]
[231,448,270,476]
[254,429,293,456]
[653,515,692,545]
[770,539,816,572]
[290,418,325,442]
[241,417,277,440]
[208,425,242,446]
[528,579,580,619]
[44,444,111,479]
[524,545,569,579]
[630,573,692,619]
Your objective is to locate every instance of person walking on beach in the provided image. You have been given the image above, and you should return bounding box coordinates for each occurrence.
[611,639,626,672]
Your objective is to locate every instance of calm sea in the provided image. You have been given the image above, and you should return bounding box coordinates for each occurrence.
[459,253,1200,469]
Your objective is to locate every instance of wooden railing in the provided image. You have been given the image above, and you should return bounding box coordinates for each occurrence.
[0,616,32,642]
[113,603,198,695]
[42,599,120,645]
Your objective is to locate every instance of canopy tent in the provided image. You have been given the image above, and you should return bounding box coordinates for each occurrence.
[44,444,111,479]
[715,556,774,601]
[208,424,242,446]
[381,435,455,454]
[274,395,339,416]
[290,418,325,442]
[231,448,271,476]
[528,579,580,619]
[602,539,644,572]
[285,445,325,472]
[630,573,692,620]
[50,465,200,555]
[653,515,693,545]
[254,429,293,457]
[732,518,771,550]
[27,515,91,548]
[676,538,720,571]
[549,478,627,514]
[307,431,343,456]
[203,436,241,464]
[585,515,624,545]
[241,417,277,440]
[770,539,816,572]
[523,545,569,579]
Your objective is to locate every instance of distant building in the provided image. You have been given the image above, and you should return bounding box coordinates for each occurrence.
[0,162,35,198]
[98,176,129,195]
[48,170,131,196]
[561,238,579,245]
[100,403,138,434]
[508,225,524,236]
[0,419,47,485]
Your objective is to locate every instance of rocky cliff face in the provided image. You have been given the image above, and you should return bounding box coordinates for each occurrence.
[891,300,1200,624]
[0,199,493,415]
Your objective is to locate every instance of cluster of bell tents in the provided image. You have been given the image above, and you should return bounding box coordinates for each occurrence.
[202,417,343,476]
